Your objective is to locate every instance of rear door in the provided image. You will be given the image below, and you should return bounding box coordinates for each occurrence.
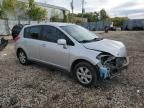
[23,25,42,60]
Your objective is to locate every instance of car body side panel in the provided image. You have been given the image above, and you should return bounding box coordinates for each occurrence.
[16,38,29,58]
[68,44,101,72]
[16,28,40,60]
[22,38,40,60]
[39,40,70,70]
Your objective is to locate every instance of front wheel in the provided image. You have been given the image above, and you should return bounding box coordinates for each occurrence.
[73,62,98,87]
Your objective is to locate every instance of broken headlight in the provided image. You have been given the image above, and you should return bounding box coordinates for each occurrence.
[96,53,114,63]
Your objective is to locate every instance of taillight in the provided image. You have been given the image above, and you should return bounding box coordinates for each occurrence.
[15,36,20,42]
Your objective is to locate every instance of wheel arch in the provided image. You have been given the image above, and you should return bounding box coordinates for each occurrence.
[70,59,98,73]
[16,48,27,58]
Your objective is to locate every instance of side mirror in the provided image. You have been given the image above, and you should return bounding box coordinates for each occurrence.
[57,39,66,45]
[57,39,67,49]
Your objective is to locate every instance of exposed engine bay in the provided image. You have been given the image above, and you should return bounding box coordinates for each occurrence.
[97,53,128,79]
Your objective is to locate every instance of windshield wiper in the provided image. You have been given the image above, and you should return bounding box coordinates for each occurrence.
[90,38,103,41]
[79,40,91,43]
[79,38,103,43]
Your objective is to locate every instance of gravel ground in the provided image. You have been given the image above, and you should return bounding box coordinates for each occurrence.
[0,31,144,108]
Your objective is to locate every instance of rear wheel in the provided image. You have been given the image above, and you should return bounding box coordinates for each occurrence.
[17,49,29,65]
[73,62,97,87]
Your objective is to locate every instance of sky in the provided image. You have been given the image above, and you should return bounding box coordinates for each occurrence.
[36,0,144,19]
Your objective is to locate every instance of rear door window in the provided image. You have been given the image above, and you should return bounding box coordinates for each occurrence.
[24,26,42,40]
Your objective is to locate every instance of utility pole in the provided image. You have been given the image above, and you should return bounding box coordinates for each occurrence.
[82,0,84,14]
[70,0,74,23]
[71,0,74,14]
[82,0,85,22]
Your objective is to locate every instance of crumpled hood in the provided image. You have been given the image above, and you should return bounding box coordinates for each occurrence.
[83,39,127,57]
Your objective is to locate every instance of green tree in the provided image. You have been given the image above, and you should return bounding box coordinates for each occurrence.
[2,0,17,18]
[1,0,27,19]
[99,9,109,20]
[63,10,68,22]
[28,7,47,20]
[75,12,99,22]
[51,14,63,22]
[50,9,63,22]
[0,4,4,18]
[94,11,99,21]
[16,1,28,20]
[27,0,48,21]
[111,17,128,27]
[29,0,35,8]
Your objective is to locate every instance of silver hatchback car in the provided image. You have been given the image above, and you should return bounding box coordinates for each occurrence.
[15,23,129,86]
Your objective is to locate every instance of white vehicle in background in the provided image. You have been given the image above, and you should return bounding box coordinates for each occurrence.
[14,23,129,86]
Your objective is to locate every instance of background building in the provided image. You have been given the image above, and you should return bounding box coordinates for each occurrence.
[20,0,70,21]
[36,2,69,21]
[0,0,70,21]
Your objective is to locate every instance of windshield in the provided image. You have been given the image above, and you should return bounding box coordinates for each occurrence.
[60,25,99,43]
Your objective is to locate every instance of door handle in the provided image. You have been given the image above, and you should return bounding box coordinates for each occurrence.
[42,44,46,47]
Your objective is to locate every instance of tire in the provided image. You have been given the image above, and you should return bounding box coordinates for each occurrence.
[17,49,29,65]
[73,62,97,87]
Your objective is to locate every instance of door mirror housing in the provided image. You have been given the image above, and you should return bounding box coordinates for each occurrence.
[57,39,67,45]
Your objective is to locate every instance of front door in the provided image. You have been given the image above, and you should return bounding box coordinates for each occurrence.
[39,25,72,70]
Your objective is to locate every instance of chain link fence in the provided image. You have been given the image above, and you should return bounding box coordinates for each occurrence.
[123,19,144,30]
[78,21,111,31]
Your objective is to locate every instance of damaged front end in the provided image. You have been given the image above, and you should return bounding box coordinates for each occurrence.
[97,53,129,80]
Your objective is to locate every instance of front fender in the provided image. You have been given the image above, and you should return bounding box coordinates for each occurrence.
[69,48,101,72]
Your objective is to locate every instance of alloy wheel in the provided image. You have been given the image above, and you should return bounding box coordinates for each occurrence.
[19,51,26,64]
[76,66,92,84]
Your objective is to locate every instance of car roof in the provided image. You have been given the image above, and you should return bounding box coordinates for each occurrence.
[24,23,75,28]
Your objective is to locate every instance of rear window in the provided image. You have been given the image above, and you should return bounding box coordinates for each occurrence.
[24,26,41,40]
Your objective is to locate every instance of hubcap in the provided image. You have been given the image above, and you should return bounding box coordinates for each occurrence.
[19,52,26,64]
[76,67,92,84]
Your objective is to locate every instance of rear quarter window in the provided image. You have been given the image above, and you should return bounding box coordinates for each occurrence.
[24,26,42,40]
[24,27,30,38]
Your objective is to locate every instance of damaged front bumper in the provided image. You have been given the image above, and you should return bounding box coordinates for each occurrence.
[117,57,129,71]
[110,57,129,78]
[98,57,129,79]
